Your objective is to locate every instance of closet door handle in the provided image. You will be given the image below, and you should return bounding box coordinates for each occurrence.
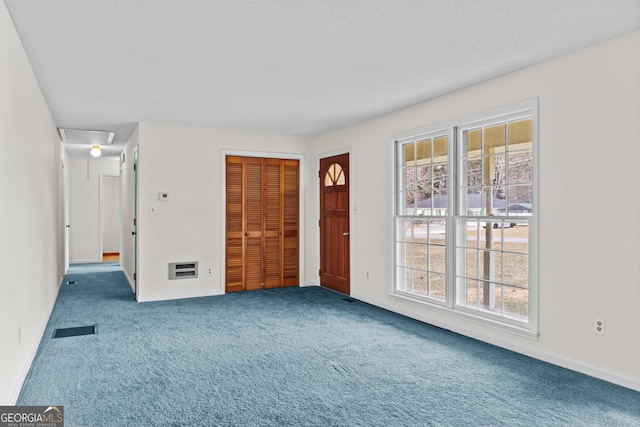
[343,232,350,236]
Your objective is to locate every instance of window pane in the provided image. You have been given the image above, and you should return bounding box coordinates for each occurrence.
[412,219,429,236]
[508,118,533,147]
[478,280,497,312]
[465,248,478,278]
[399,218,413,242]
[459,219,479,248]
[484,154,505,195]
[433,162,448,193]
[429,245,446,274]
[504,286,529,318]
[397,267,412,292]
[465,128,482,156]
[507,185,533,211]
[416,165,431,193]
[484,123,506,155]
[413,270,428,296]
[404,192,416,215]
[466,159,482,187]
[427,220,446,245]
[415,192,430,213]
[479,225,502,251]
[482,186,498,216]
[495,252,504,284]
[494,285,504,314]
[461,187,480,216]
[433,162,447,183]
[503,223,528,253]
[507,151,532,185]
[405,143,415,164]
[433,136,448,161]
[429,273,446,300]
[416,139,431,162]
[402,242,413,267]
[398,218,413,242]
[465,279,479,308]
[503,253,528,286]
[412,243,428,270]
[426,190,445,216]
[403,167,415,191]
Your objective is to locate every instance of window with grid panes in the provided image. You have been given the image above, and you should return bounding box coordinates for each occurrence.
[393,100,537,333]
[395,133,449,302]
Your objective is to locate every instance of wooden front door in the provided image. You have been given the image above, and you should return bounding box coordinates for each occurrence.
[225,156,299,292]
[320,153,350,295]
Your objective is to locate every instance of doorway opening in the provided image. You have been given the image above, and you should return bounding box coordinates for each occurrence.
[100,174,120,263]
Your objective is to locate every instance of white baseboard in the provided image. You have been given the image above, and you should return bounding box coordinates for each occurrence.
[301,280,319,287]
[122,269,135,293]
[136,289,223,303]
[352,292,640,392]
[8,276,61,404]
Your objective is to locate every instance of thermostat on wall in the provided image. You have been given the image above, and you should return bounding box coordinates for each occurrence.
[159,192,170,202]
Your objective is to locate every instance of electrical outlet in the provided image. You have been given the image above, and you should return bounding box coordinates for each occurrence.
[594,318,605,335]
[366,271,370,279]
[208,267,212,275]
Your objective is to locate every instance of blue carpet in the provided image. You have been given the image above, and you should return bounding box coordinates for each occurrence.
[18,263,640,426]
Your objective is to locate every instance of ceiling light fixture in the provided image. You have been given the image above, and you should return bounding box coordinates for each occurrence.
[90,145,102,157]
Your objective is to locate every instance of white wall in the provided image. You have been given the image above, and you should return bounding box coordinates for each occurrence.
[313,31,640,390]
[68,158,119,263]
[134,122,314,302]
[101,175,120,253]
[0,2,65,404]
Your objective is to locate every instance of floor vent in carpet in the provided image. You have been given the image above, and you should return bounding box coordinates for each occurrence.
[53,325,96,339]
[342,297,357,303]
[66,281,76,285]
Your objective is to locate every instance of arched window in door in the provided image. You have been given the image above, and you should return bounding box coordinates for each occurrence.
[324,163,346,186]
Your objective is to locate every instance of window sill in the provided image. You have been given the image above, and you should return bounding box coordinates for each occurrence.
[389,291,539,341]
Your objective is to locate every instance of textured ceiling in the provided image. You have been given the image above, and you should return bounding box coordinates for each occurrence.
[4,0,640,158]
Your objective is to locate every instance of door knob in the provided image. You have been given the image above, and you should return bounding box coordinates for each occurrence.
[343,232,350,236]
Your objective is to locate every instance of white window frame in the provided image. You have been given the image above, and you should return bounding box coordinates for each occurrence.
[391,99,538,337]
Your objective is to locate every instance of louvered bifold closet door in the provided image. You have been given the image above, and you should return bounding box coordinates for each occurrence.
[244,157,264,291]
[282,160,299,286]
[264,159,283,287]
[225,156,245,292]
[225,156,299,292]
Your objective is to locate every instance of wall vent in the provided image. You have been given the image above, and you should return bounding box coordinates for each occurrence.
[169,262,198,280]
